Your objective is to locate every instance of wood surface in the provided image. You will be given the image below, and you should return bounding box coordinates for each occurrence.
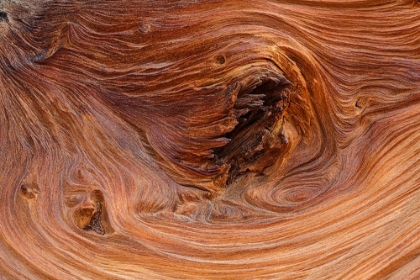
[1,0,420,279]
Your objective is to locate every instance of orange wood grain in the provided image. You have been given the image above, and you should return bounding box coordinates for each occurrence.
[1,0,420,279]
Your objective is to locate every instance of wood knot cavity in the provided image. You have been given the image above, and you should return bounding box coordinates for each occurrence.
[355,97,373,112]
[0,11,7,22]
[214,75,292,185]
[64,189,111,235]
[20,184,39,200]
[216,55,226,65]
[83,201,105,235]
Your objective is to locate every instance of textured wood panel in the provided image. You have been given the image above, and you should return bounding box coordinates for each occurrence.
[1,0,420,279]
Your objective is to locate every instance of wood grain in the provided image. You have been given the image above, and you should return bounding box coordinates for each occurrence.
[1,0,420,279]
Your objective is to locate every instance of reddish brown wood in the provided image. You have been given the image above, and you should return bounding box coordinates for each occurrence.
[1,0,420,279]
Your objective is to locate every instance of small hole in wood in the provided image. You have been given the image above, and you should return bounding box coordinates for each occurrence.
[216,55,226,65]
[0,11,8,21]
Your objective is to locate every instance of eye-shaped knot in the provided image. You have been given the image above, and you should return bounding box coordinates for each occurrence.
[20,184,39,200]
[64,189,110,235]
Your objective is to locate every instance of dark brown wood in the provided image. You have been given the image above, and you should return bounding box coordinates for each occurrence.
[1,0,420,279]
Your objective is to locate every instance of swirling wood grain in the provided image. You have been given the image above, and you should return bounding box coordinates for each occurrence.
[1,0,420,279]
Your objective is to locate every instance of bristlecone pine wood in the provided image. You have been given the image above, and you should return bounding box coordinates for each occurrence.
[1,0,420,279]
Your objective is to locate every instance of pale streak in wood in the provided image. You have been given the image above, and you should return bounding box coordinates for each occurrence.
[0,0,420,279]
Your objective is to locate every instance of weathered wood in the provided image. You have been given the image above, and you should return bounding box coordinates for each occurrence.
[1,0,420,279]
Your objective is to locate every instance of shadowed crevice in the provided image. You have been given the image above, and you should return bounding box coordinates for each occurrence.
[215,75,292,184]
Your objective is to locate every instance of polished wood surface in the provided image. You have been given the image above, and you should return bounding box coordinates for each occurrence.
[1,0,420,279]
